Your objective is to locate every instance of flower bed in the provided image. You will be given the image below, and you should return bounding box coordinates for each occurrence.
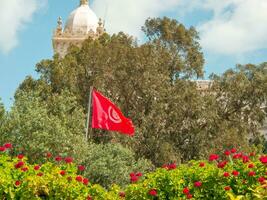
[0,143,266,199]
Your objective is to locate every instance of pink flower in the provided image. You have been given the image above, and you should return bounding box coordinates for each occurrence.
[78,165,85,171]
[148,189,157,196]
[4,143,12,149]
[64,157,73,164]
[209,154,219,161]
[194,181,202,187]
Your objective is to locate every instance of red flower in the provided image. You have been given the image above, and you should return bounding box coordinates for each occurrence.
[21,167,28,172]
[4,143,12,149]
[209,154,219,161]
[162,164,169,169]
[0,146,6,152]
[15,161,24,169]
[119,191,126,197]
[224,186,231,191]
[87,196,92,200]
[129,172,135,177]
[83,178,89,185]
[187,194,193,199]
[168,163,177,170]
[249,152,255,157]
[248,171,256,176]
[60,170,66,176]
[64,157,73,164]
[233,153,242,159]
[76,175,83,182]
[259,155,267,164]
[34,165,40,170]
[224,150,231,156]
[15,180,21,186]
[248,163,254,168]
[136,172,143,177]
[130,175,138,183]
[17,154,24,160]
[46,152,52,158]
[194,181,202,187]
[232,170,239,176]
[55,156,62,162]
[78,165,85,171]
[258,177,266,183]
[217,161,227,168]
[223,172,230,177]
[242,155,249,163]
[183,187,190,194]
[231,148,237,153]
[37,172,43,177]
[199,162,205,167]
[148,189,157,196]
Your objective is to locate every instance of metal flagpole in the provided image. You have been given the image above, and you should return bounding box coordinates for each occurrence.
[85,86,93,141]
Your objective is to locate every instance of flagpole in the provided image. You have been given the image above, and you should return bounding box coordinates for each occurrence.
[85,86,93,141]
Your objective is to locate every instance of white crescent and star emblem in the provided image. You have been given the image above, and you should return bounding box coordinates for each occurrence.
[108,106,122,123]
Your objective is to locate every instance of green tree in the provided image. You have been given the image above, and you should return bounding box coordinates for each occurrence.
[1,88,88,163]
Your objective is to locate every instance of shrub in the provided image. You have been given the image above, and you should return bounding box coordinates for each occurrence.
[82,143,154,188]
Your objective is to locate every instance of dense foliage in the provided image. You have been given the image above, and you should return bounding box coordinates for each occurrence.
[1,17,267,190]
[0,143,266,199]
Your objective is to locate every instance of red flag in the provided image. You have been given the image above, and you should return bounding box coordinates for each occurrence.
[91,89,135,136]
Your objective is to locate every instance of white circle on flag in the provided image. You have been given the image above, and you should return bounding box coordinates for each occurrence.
[108,106,122,123]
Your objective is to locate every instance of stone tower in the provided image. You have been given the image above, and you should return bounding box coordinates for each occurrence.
[52,0,105,57]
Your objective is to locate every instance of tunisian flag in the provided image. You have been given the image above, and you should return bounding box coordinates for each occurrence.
[91,89,135,136]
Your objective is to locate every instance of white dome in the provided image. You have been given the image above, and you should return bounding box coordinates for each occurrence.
[64,4,98,34]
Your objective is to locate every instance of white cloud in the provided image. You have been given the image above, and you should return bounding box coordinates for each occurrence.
[92,0,182,39]
[0,0,46,54]
[194,0,267,55]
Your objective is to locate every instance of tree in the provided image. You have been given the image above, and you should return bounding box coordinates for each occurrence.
[17,17,267,166]
[1,88,88,163]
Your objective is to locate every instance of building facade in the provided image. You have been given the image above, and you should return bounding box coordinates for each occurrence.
[52,0,104,57]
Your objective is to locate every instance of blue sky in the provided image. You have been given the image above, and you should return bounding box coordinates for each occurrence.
[0,0,267,108]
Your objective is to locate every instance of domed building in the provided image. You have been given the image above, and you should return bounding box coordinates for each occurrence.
[52,0,105,57]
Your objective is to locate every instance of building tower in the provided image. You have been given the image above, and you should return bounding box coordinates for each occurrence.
[52,0,105,57]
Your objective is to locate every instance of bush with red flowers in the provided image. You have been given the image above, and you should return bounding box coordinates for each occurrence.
[125,149,267,199]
